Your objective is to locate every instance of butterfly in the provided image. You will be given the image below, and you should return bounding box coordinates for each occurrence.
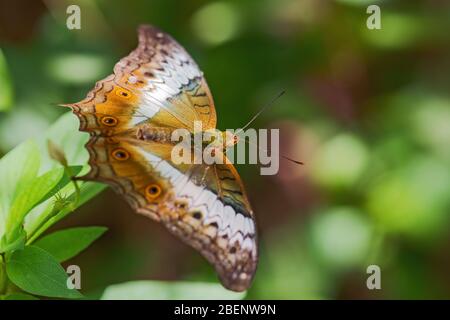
[66,25,258,292]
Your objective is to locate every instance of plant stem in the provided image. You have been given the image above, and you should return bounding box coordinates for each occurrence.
[26,206,60,245]
[26,166,81,245]
[0,254,7,295]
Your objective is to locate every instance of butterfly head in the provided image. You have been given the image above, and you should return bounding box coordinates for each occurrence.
[223,130,239,149]
[203,129,239,150]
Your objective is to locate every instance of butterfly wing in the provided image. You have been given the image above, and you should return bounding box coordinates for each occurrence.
[80,135,257,291]
[69,24,216,135]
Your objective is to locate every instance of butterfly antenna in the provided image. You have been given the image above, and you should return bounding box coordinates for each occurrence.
[235,90,286,136]
[237,133,304,165]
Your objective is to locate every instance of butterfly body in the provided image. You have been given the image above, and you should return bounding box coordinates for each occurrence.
[67,25,257,292]
[136,125,175,143]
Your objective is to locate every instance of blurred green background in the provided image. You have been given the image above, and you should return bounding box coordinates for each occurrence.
[1,0,450,299]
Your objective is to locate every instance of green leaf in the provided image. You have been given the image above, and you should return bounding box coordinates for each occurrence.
[0,228,26,253]
[39,112,90,172]
[6,246,83,299]
[5,167,65,242]
[3,293,39,300]
[0,49,13,112]
[34,226,107,262]
[101,281,246,300]
[0,140,40,241]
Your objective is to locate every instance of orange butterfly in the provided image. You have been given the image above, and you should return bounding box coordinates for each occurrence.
[66,25,257,292]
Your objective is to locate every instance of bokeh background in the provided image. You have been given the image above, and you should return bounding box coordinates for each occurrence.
[1,0,450,299]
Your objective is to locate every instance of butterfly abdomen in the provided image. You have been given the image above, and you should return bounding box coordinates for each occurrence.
[136,124,173,143]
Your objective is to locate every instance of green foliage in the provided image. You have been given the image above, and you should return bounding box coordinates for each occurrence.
[47,54,109,85]
[311,134,369,190]
[6,167,65,248]
[0,140,40,242]
[0,49,13,112]
[6,246,83,299]
[308,207,373,269]
[367,157,450,238]
[0,113,106,300]
[101,281,246,300]
[3,292,39,300]
[34,227,107,262]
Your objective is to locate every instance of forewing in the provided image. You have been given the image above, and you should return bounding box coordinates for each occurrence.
[68,24,216,136]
